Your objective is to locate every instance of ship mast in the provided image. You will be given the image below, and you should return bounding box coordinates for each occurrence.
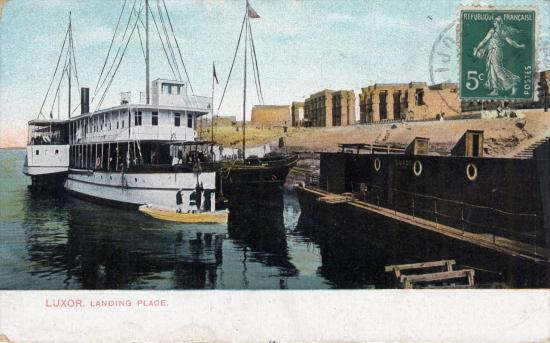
[145,0,150,104]
[68,11,72,118]
[242,1,248,159]
[216,0,262,157]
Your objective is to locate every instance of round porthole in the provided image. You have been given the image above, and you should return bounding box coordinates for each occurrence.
[374,158,381,172]
[413,160,423,176]
[466,163,478,181]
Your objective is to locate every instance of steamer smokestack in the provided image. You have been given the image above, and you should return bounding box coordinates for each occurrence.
[81,88,89,114]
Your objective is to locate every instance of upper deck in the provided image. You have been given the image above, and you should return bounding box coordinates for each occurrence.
[69,79,212,145]
[28,79,213,146]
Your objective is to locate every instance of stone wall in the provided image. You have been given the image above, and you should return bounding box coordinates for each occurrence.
[250,105,291,127]
[304,89,356,127]
[359,82,461,123]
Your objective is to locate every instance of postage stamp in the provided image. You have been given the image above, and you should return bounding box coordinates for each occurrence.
[459,7,537,100]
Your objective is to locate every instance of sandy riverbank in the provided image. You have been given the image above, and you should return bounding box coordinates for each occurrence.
[205,109,549,157]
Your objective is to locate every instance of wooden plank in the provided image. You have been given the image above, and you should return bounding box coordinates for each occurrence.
[400,269,475,285]
[384,260,455,273]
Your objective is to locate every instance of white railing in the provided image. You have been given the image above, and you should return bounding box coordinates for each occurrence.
[182,95,212,110]
[76,125,197,143]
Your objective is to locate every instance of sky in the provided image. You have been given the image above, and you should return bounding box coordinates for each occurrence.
[1,0,549,147]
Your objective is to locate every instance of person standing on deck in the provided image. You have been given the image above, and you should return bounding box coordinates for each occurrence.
[195,182,204,211]
[176,188,183,213]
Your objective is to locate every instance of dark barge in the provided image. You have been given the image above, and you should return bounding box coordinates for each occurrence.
[295,132,550,287]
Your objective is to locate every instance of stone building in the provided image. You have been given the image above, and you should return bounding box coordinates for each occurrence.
[291,101,305,127]
[303,89,355,127]
[358,82,460,123]
[250,105,291,127]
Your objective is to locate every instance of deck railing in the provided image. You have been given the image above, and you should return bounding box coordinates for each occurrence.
[348,182,540,252]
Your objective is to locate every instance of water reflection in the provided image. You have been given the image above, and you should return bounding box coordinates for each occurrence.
[22,193,224,289]
[228,194,298,279]
[17,183,318,289]
[293,215,390,288]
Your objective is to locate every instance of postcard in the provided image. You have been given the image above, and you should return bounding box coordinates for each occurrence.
[0,0,549,342]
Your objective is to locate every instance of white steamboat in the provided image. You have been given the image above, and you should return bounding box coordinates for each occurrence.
[25,80,215,212]
[24,1,217,213]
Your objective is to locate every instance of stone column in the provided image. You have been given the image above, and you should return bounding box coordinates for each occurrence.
[325,93,333,127]
[347,92,356,125]
[407,90,416,119]
[387,91,395,120]
[372,90,381,122]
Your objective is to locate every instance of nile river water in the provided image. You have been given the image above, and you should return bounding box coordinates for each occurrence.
[1,149,387,290]
[4,149,537,289]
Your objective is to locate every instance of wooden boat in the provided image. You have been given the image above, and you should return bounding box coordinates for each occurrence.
[139,205,229,224]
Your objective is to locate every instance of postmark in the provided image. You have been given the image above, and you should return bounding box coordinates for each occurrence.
[429,20,460,113]
[458,7,537,101]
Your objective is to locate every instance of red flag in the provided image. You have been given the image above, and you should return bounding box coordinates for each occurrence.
[247,4,260,19]
[213,62,219,84]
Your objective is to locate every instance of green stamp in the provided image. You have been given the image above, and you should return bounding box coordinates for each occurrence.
[459,8,536,101]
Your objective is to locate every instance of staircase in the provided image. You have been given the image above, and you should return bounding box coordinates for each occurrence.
[514,137,550,159]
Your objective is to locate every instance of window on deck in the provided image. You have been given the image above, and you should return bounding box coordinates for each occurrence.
[174,113,181,127]
[187,114,193,128]
[152,112,158,126]
[134,111,142,126]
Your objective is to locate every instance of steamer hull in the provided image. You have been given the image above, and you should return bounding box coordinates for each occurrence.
[64,169,217,211]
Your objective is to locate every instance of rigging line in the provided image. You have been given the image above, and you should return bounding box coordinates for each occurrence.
[156,0,181,81]
[250,39,261,104]
[49,64,69,118]
[71,1,141,116]
[92,0,138,105]
[247,19,260,103]
[248,18,264,104]
[161,0,195,95]
[94,0,137,97]
[135,15,146,61]
[96,6,144,111]
[49,48,72,117]
[217,11,247,113]
[91,0,128,100]
[37,24,70,118]
[69,20,80,92]
[133,2,145,28]
[132,5,146,61]
[248,20,261,105]
[148,1,178,81]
